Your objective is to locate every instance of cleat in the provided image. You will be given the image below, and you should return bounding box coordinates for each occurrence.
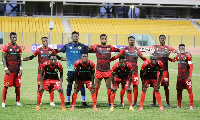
[2,103,5,108]
[50,102,56,106]
[139,107,143,110]
[70,105,75,110]
[93,105,98,111]
[150,103,157,107]
[65,102,70,106]
[35,106,40,110]
[110,107,114,111]
[177,106,181,108]
[159,106,165,111]
[129,106,135,111]
[62,107,66,111]
[16,102,22,106]
[166,104,171,108]
[40,103,42,106]
[82,101,88,106]
[189,106,193,110]
[133,103,137,107]
[121,103,124,107]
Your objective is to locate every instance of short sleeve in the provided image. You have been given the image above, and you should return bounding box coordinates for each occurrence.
[112,63,118,73]
[2,45,8,54]
[119,48,124,55]
[74,60,79,69]
[60,44,67,53]
[92,44,97,52]
[90,61,95,70]
[127,63,133,71]
[58,62,63,72]
[19,46,22,55]
[33,48,39,56]
[111,45,118,52]
[141,60,148,70]
[169,46,175,53]
[158,61,164,70]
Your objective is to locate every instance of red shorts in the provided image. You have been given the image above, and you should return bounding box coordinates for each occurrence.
[43,79,60,90]
[4,73,21,87]
[114,78,129,90]
[144,79,158,90]
[95,70,111,79]
[176,79,192,91]
[76,80,93,91]
[131,73,139,85]
[158,71,169,86]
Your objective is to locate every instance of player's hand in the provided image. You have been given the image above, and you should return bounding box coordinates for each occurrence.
[188,77,191,82]
[18,70,22,76]
[39,86,44,93]
[112,86,116,92]
[126,86,132,93]
[5,69,10,76]
[59,86,63,93]
[142,83,146,89]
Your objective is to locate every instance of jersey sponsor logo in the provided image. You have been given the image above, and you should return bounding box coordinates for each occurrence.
[47,72,57,74]
[178,61,186,63]
[70,46,72,49]
[55,69,59,72]
[165,48,168,51]
[49,51,52,54]
[80,70,90,73]
[9,53,19,55]
[126,53,137,56]
[157,51,168,54]
[41,55,49,57]
[99,51,109,53]
[78,46,82,49]
[6,82,9,85]
[70,51,80,54]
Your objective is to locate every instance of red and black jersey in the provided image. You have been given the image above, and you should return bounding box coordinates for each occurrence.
[141,60,164,79]
[112,62,133,79]
[150,45,175,71]
[174,52,193,79]
[33,47,57,74]
[74,59,95,81]
[92,44,117,71]
[41,61,63,80]
[3,43,22,73]
[119,46,146,73]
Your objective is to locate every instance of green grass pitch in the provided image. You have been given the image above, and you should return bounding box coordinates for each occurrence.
[0,52,200,120]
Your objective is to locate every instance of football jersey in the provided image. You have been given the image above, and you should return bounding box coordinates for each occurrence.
[3,43,22,73]
[112,62,133,79]
[119,46,146,73]
[141,60,164,79]
[174,52,193,79]
[92,44,117,71]
[33,47,57,74]
[74,59,95,80]
[61,42,88,71]
[150,45,175,71]
[41,61,63,80]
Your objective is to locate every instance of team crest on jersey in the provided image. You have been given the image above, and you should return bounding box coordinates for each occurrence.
[70,47,72,49]
[49,51,52,54]
[135,50,137,53]
[78,46,82,49]
[183,57,186,60]
[6,82,9,85]
[55,69,59,72]
[17,49,19,51]
[165,48,168,51]
[107,48,110,50]
[88,66,90,70]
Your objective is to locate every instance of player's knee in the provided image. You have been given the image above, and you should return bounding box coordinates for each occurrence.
[95,85,100,90]
[188,89,192,93]
[164,86,168,90]
[142,89,147,92]
[90,89,95,94]
[74,90,79,93]
[107,85,111,89]
[154,88,159,92]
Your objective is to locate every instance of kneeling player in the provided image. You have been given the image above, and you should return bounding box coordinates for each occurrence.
[173,44,193,110]
[70,52,97,111]
[36,54,66,110]
[110,55,134,111]
[139,53,164,111]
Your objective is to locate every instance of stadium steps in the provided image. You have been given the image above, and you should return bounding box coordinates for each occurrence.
[61,17,72,33]
[192,21,200,32]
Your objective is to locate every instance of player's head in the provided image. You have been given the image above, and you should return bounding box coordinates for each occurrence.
[119,55,126,68]
[71,31,79,43]
[49,53,57,66]
[10,32,17,44]
[179,44,185,54]
[41,37,48,48]
[128,36,135,46]
[150,53,157,65]
[81,52,88,63]
[159,35,166,45]
[100,34,107,45]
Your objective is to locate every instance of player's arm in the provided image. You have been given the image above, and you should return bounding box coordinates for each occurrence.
[57,45,66,53]
[110,49,124,62]
[2,46,10,75]
[168,57,175,62]
[88,45,95,53]
[140,61,148,89]
[111,71,116,92]
[59,66,64,93]
[56,55,66,61]
[188,54,193,82]
[90,61,95,89]
[39,64,45,93]
[138,50,147,61]
[18,48,23,76]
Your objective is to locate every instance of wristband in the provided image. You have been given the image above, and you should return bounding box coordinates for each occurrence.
[5,67,8,70]
[20,67,22,70]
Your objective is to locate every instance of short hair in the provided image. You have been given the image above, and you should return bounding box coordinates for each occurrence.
[49,53,57,58]
[81,52,88,56]
[41,37,48,40]
[128,36,135,40]
[72,31,79,36]
[179,44,185,47]
[100,34,107,38]
[10,32,17,38]
[119,55,126,60]
[159,35,166,39]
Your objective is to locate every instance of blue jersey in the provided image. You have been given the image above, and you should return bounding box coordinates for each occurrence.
[61,42,88,71]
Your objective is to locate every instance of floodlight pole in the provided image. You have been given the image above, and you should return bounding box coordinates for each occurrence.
[50,0,54,44]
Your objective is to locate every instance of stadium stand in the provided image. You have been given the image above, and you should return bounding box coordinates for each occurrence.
[0,17,64,45]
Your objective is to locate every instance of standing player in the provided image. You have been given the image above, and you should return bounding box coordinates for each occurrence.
[58,31,88,106]
[23,37,65,106]
[110,36,147,107]
[70,52,97,111]
[139,53,164,111]
[89,34,120,106]
[149,35,175,108]
[110,55,134,111]
[35,54,66,110]
[2,32,22,108]
[173,44,193,110]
